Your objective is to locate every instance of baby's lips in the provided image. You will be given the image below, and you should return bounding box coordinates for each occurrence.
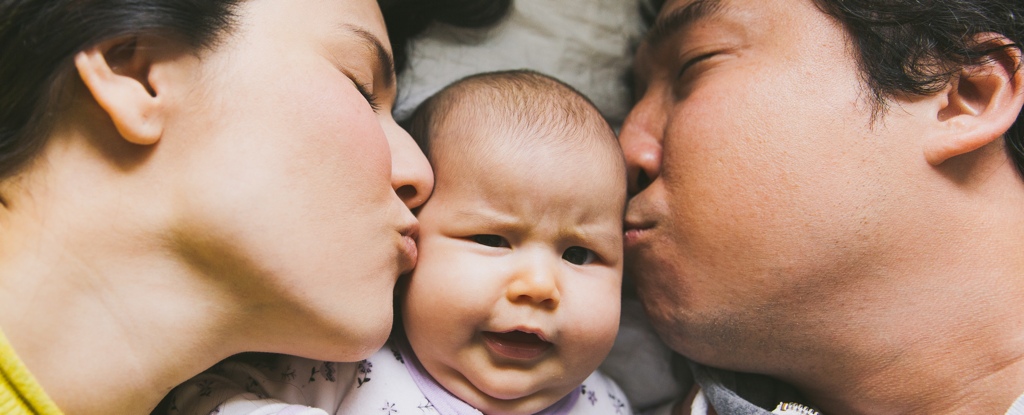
[482,330,554,361]
[489,329,550,345]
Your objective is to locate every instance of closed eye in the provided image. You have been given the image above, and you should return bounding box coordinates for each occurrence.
[562,246,596,265]
[677,51,718,80]
[473,234,510,248]
[353,81,381,113]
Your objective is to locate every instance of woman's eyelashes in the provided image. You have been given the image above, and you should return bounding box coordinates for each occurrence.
[353,81,381,113]
[562,246,596,266]
[473,234,510,248]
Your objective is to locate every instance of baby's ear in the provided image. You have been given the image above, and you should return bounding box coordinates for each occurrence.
[74,35,172,146]
[922,33,1024,166]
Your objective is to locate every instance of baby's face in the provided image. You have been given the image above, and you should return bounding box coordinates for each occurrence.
[402,125,625,414]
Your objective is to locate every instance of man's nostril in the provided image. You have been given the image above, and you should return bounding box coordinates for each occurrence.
[636,170,652,192]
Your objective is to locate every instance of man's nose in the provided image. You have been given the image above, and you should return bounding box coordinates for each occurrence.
[384,118,434,209]
[619,96,664,196]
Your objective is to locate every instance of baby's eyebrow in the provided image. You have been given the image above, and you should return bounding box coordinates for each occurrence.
[561,228,622,251]
[645,0,726,48]
[450,209,522,229]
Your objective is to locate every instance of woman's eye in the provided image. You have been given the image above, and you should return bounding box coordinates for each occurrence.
[353,82,381,113]
[562,246,596,265]
[473,235,509,248]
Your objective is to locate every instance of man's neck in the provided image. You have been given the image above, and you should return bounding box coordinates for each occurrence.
[782,271,1024,415]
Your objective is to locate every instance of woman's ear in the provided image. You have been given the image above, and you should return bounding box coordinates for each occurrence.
[74,36,167,146]
[923,33,1024,166]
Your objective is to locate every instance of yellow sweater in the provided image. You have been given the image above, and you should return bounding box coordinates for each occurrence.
[0,328,62,415]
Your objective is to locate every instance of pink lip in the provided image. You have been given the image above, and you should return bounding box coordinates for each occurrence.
[482,330,552,361]
[398,224,419,273]
[623,221,654,246]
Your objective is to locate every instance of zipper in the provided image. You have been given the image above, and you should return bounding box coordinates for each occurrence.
[772,402,822,415]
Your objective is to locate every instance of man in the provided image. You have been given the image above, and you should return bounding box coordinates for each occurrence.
[620,0,1024,414]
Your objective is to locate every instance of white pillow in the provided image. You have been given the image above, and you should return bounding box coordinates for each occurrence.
[394,0,649,126]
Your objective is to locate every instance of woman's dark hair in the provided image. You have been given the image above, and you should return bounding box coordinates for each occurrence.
[643,0,1024,179]
[0,1,243,180]
[380,0,512,73]
[0,0,511,181]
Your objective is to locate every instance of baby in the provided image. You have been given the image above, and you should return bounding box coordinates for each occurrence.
[165,70,631,415]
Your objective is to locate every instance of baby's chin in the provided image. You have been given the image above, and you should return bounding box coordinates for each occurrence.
[456,372,581,415]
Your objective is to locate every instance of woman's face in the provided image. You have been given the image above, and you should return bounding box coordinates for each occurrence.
[164,0,431,360]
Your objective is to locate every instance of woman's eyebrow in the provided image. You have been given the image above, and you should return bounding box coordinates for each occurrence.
[645,0,725,47]
[342,24,395,86]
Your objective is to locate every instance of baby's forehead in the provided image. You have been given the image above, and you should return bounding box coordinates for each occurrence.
[430,113,619,169]
[431,90,617,153]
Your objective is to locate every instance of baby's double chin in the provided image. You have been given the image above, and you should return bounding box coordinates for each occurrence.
[464,379,569,415]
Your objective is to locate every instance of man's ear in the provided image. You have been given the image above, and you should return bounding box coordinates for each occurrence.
[74,36,167,146]
[924,34,1024,166]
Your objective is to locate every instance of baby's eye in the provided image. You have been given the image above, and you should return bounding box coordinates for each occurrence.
[473,235,510,248]
[562,246,596,265]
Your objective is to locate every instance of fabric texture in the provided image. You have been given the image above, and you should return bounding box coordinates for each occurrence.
[1007,392,1024,415]
[166,340,632,415]
[688,361,804,415]
[393,0,649,126]
[0,328,63,415]
[691,361,1024,415]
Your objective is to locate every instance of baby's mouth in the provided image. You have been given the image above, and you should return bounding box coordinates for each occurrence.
[482,330,553,361]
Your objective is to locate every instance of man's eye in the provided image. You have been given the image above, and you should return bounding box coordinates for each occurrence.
[473,235,509,248]
[676,52,717,81]
[562,246,596,265]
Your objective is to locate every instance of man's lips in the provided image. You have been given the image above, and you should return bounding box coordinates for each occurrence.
[482,330,552,360]
[623,219,654,245]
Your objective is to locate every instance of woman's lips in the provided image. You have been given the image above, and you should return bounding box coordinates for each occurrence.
[482,330,552,360]
[398,224,419,273]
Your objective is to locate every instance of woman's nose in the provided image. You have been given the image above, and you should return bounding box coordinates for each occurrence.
[619,97,664,196]
[384,118,434,209]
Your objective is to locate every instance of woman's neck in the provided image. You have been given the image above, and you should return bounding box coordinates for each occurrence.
[0,185,245,414]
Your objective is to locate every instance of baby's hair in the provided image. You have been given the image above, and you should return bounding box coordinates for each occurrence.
[407,69,620,167]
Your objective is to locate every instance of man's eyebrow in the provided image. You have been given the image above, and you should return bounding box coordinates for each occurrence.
[343,24,395,87]
[645,0,725,47]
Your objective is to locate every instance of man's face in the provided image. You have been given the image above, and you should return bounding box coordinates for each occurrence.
[621,0,929,368]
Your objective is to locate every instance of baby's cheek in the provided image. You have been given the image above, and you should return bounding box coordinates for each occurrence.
[563,286,621,362]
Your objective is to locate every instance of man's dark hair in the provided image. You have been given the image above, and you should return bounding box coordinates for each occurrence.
[812,0,1024,178]
[0,0,511,180]
[643,0,1024,178]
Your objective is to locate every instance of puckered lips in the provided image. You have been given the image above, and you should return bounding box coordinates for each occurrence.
[623,216,654,247]
[482,330,553,361]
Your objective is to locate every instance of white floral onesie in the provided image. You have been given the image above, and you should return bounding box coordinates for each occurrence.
[164,340,633,415]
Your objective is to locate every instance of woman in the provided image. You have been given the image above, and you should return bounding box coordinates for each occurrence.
[0,1,433,413]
